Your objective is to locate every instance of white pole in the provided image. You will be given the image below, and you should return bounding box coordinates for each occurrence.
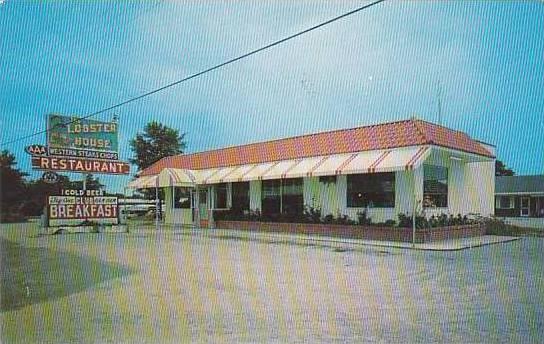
[155,185,159,231]
[82,174,87,191]
[412,175,417,248]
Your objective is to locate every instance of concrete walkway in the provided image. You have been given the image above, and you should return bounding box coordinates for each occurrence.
[176,227,521,251]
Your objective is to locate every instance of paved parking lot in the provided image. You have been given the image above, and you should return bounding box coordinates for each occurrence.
[1,223,543,343]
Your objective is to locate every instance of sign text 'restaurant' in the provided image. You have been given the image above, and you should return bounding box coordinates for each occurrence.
[32,156,130,175]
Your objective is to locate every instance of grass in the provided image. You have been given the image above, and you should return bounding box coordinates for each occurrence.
[1,222,543,343]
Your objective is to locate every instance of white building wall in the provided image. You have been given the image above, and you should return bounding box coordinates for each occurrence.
[394,167,423,217]
[464,160,495,217]
[303,176,341,216]
[164,187,193,225]
[303,177,321,210]
[249,180,261,212]
[448,159,466,215]
[321,177,341,217]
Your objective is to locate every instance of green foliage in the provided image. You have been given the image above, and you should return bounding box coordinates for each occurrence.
[215,208,475,228]
[384,219,397,227]
[22,174,103,217]
[129,121,186,171]
[397,212,474,229]
[0,150,27,222]
[304,206,322,223]
[495,159,515,176]
[356,211,372,225]
[0,149,105,221]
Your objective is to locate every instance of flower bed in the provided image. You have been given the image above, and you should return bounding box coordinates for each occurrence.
[214,220,484,243]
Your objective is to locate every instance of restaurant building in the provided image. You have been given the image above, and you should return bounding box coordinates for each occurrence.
[128,118,495,228]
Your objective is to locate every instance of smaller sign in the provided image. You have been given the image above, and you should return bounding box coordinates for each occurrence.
[32,156,130,175]
[42,171,59,184]
[25,144,48,156]
[48,147,118,160]
[61,189,104,197]
[48,195,119,225]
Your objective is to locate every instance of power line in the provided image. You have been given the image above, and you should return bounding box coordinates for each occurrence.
[1,0,386,146]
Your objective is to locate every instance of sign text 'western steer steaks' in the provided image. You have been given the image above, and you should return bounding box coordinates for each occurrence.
[47,114,119,160]
[48,194,118,225]
[32,156,130,175]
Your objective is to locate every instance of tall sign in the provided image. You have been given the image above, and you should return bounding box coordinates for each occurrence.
[26,113,131,229]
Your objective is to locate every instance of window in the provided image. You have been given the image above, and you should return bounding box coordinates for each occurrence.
[281,178,304,215]
[214,183,228,209]
[173,187,191,209]
[262,179,281,215]
[423,165,448,208]
[231,182,250,213]
[495,196,514,209]
[347,173,395,208]
[261,178,304,216]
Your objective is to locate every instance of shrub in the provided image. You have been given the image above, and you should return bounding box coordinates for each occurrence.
[333,214,356,225]
[357,211,372,225]
[481,217,513,235]
[323,214,335,224]
[303,206,322,224]
[397,213,428,229]
[384,219,397,227]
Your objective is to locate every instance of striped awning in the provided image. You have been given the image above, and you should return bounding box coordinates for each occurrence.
[159,168,198,187]
[339,146,431,174]
[374,146,431,172]
[130,145,435,188]
[238,162,277,182]
[126,175,158,189]
[220,164,257,183]
[261,159,302,180]
[204,166,238,184]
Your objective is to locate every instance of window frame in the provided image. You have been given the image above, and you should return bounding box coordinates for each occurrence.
[423,164,448,208]
[346,172,396,208]
[495,196,514,209]
[261,178,303,216]
[214,183,229,210]
[173,187,191,209]
[231,181,250,213]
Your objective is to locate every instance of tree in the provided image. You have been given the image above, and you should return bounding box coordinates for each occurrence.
[129,121,186,171]
[496,160,515,176]
[70,174,104,190]
[0,150,27,222]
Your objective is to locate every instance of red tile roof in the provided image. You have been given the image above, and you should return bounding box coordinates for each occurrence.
[139,119,494,176]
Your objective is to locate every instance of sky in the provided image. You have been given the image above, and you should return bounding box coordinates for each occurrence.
[1,0,543,193]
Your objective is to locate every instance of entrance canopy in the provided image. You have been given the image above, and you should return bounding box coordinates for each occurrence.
[127,175,158,189]
[158,168,198,187]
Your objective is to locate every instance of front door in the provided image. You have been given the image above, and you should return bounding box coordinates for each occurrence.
[198,189,208,227]
[520,197,530,217]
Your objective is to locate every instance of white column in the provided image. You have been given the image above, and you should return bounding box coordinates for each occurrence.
[249,180,262,212]
[194,186,200,227]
